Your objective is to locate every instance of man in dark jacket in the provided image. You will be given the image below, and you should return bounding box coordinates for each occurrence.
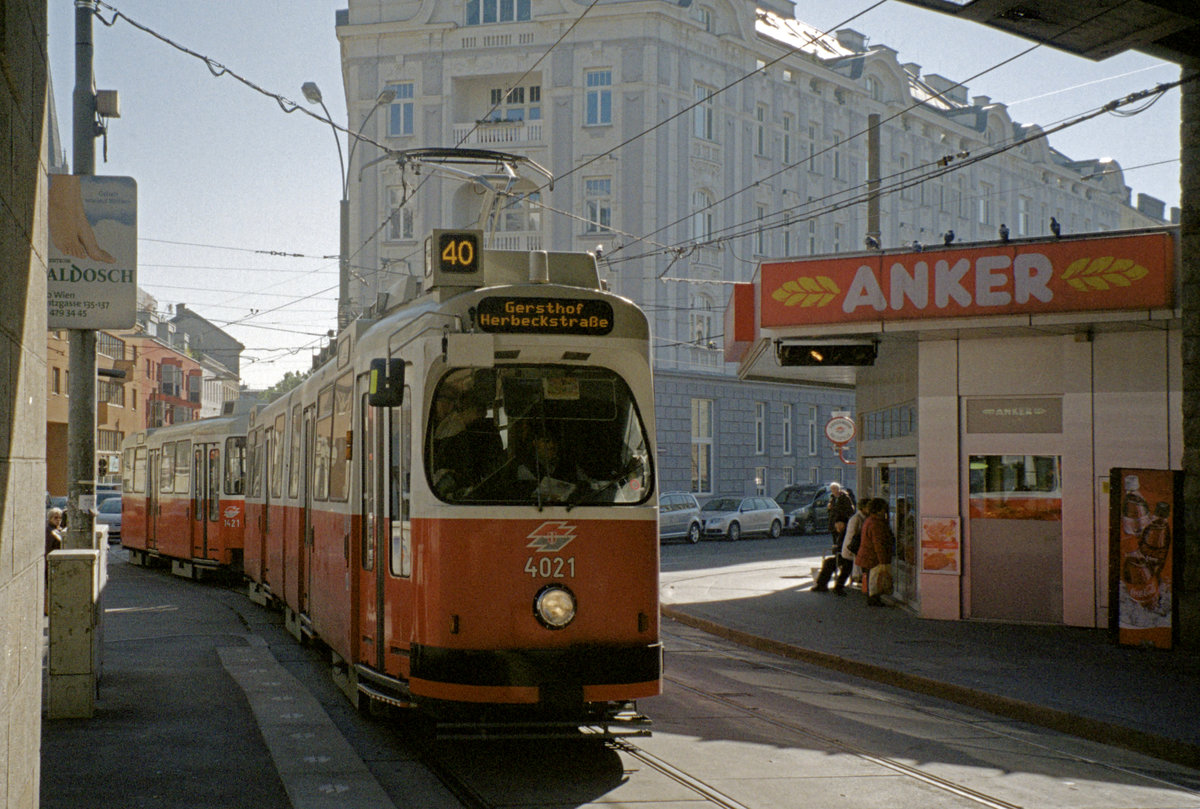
[813,482,856,592]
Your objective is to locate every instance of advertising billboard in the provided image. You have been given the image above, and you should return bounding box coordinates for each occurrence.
[48,175,137,329]
[1110,467,1181,649]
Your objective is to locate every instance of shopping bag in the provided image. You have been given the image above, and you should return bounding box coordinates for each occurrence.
[869,564,893,597]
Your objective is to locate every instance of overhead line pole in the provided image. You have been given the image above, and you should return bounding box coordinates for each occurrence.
[66,0,99,550]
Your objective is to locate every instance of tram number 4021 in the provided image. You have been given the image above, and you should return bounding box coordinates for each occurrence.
[524,556,576,579]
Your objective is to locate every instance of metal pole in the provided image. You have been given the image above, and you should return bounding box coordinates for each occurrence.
[339,197,350,330]
[66,0,98,550]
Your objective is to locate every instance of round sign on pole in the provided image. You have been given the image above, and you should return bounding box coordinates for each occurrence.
[825,415,856,445]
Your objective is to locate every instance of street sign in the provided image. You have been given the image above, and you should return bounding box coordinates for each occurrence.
[47,175,137,329]
[825,415,856,445]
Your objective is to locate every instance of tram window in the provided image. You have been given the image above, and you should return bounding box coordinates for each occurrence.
[390,390,412,578]
[427,366,652,506]
[122,448,134,493]
[314,386,333,501]
[288,405,301,499]
[160,442,175,493]
[226,436,246,495]
[193,449,204,520]
[132,447,146,493]
[208,448,221,520]
[271,414,285,499]
[175,441,191,494]
[247,430,263,498]
[329,372,352,501]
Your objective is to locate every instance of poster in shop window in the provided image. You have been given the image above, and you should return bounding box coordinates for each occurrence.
[919,516,960,574]
[1109,468,1181,650]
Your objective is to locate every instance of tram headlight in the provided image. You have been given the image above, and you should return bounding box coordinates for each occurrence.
[534,585,577,629]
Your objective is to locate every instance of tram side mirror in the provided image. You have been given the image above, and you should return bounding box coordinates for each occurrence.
[368,358,405,408]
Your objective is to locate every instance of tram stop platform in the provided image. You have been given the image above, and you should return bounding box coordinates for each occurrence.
[40,544,1200,808]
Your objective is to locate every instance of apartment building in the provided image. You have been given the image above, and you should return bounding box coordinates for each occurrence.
[333,0,1164,496]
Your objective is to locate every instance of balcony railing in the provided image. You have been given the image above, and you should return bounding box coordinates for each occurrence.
[452,121,543,146]
[487,232,543,251]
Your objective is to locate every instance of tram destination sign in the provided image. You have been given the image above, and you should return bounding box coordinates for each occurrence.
[476,297,614,335]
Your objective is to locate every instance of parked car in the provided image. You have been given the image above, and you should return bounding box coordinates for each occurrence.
[699,496,784,541]
[784,485,856,535]
[95,495,122,543]
[774,484,823,533]
[659,492,702,543]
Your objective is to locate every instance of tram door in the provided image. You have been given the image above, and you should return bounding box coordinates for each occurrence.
[192,444,221,560]
[300,404,316,615]
[146,448,160,551]
[358,387,385,670]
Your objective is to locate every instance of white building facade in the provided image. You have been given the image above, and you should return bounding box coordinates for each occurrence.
[333,0,1163,498]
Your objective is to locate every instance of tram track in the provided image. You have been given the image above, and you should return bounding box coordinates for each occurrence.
[662,625,1200,805]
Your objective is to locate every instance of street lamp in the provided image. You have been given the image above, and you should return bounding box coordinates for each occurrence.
[302,82,396,330]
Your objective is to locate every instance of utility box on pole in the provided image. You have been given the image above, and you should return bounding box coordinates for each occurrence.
[47,548,104,718]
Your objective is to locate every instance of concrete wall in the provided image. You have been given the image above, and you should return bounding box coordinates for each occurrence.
[0,2,50,807]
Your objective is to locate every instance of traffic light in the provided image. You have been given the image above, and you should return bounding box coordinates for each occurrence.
[775,341,878,367]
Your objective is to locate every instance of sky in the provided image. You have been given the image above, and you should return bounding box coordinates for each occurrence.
[47,1,1183,390]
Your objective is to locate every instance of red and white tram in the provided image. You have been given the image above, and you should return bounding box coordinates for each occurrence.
[243,219,661,734]
[120,405,250,578]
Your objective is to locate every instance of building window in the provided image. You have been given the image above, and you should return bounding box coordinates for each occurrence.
[691,398,713,494]
[690,4,712,31]
[693,84,715,141]
[1018,196,1031,236]
[808,405,818,456]
[782,213,792,256]
[97,332,125,359]
[755,402,766,454]
[782,403,793,455]
[978,181,993,224]
[386,82,415,137]
[52,367,61,395]
[833,223,842,253]
[833,132,844,179]
[755,205,767,255]
[466,0,531,25]
[584,177,612,232]
[754,467,767,496]
[387,187,414,241]
[782,114,793,164]
[585,70,612,126]
[488,85,540,121]
[808,216,817,254]
[755,104,768,156]
[690,293,715,348]
[692,191,714,242]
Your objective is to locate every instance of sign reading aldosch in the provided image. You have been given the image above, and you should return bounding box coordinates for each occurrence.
[47,175,137,329]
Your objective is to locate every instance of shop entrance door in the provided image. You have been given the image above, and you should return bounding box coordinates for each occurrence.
[967,454,1063,623]
[863,458,918,607]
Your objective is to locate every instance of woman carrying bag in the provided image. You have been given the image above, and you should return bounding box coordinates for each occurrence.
[855,498,895,606]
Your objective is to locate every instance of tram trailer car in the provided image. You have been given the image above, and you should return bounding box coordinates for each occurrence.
[120,405,251,579]
[244,230,661,736]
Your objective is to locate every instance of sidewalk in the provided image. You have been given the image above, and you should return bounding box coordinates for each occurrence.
[660,554,1200,770]
[41,546,1200,809]
[40,549,402,809]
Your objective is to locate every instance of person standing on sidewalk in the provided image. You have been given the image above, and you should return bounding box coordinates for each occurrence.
[813,482,856,593]
[833,499,869,596]
[855,498,895,606]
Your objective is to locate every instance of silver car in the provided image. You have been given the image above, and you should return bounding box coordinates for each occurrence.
[658,492,702,543]
[700,496,784,541]
[95,495,122,543]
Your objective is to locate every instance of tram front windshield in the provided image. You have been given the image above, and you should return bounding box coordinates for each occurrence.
[428,366,652,507]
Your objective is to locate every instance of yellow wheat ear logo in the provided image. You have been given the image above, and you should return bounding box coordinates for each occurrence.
[771,276,840,307]
[1060,257,1148,292]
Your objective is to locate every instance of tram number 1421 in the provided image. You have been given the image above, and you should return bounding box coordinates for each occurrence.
[525,557,577,578]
